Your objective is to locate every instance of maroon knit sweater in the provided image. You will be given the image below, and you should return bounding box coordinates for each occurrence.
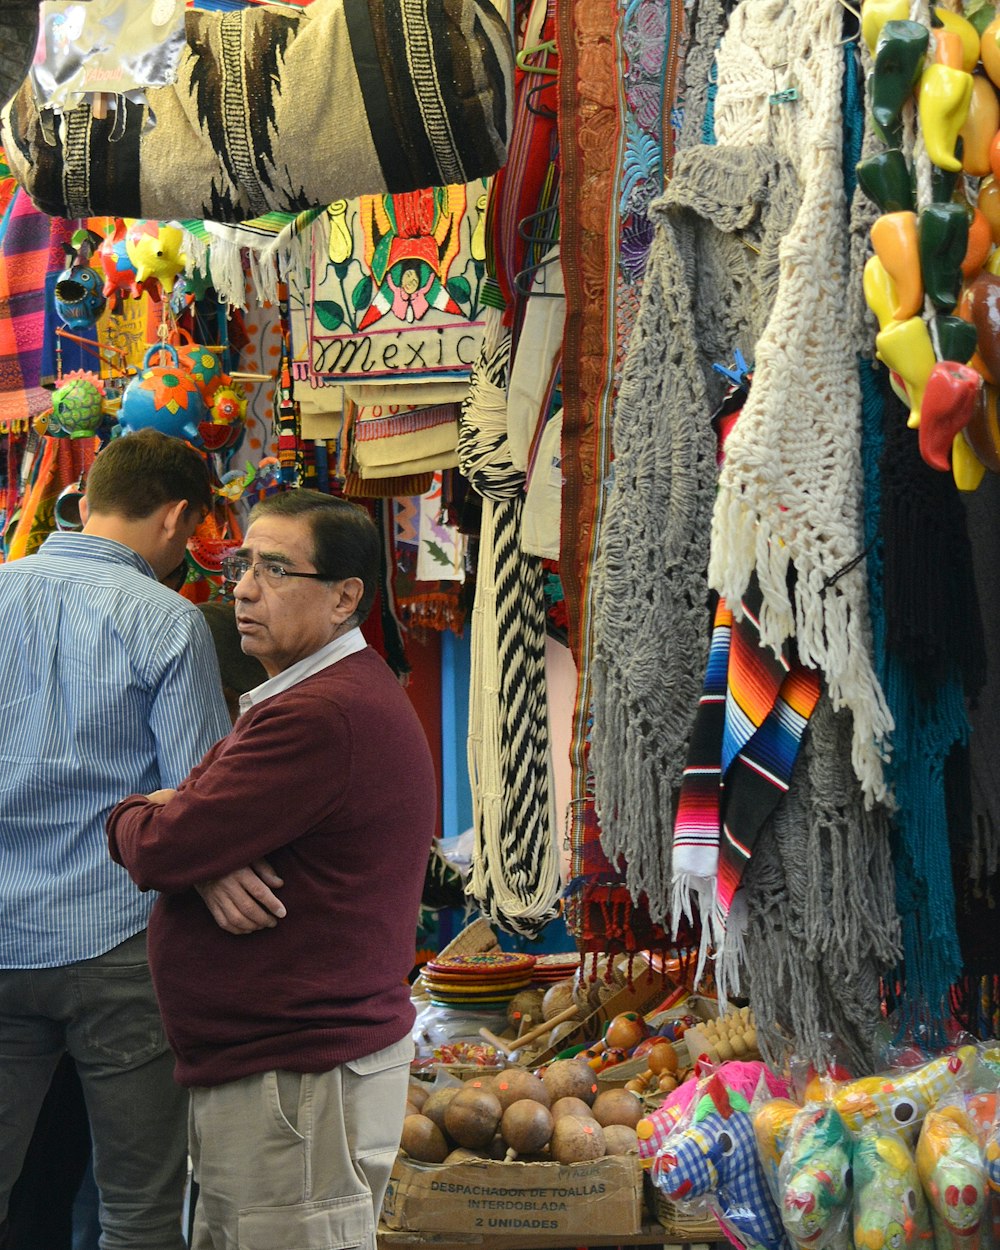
[107,648,436,1088]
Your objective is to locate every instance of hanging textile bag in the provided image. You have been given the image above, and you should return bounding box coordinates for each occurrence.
[0,0,513,223]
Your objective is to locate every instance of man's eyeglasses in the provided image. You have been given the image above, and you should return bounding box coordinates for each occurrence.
[220,556,330,587]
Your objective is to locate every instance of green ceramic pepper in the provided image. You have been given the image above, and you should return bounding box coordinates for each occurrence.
[919,202,970,311]
[856,150,915,212]
[872,20,931,146]
[929,314,978,363]
[931,139,963,202]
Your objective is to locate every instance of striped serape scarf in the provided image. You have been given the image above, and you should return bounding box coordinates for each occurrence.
[672,574,822,1002]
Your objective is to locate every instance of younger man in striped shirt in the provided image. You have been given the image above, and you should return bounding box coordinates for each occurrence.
[0,430,232,1250]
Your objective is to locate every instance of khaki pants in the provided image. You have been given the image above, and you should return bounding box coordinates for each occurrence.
[189,1035,413,1250]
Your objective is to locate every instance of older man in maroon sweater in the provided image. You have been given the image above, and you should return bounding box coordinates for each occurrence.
[108,491,436,1250]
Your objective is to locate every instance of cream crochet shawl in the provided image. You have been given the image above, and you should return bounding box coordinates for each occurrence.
[709,0,892,802]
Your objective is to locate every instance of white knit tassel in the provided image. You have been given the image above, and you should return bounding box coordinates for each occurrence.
[180,226,209,280]
[713,889,748,1009]
[206,237,247,311]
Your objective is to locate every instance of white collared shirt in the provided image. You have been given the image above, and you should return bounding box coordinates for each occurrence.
[238,627,368,715]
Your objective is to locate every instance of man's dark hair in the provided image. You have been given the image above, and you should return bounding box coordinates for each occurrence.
[85,430,212,519]
[248,490,379,624]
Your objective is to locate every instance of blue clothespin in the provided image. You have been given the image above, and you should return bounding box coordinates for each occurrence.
[712,348,752,388]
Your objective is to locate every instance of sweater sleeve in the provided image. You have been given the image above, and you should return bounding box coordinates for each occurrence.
[107,692,351,892]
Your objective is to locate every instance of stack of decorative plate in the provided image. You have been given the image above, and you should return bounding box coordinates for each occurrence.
[422,952,537,1009]
[529,953,580,985]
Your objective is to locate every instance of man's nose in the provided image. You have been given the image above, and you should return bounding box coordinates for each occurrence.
[233,566,260,598]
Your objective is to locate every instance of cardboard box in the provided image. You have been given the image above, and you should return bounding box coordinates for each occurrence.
[382,1154,644,1238]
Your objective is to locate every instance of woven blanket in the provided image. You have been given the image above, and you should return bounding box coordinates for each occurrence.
[352,402,460,478]
[672,579,822,1002]
[0,190,74,428]
[309,183,489,384]
[2,0,512,223]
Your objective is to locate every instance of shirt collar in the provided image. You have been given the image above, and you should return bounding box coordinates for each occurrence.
[39,532,157,579]
[239,627,367,714]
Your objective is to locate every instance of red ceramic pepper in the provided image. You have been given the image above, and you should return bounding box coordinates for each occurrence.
[918,361,981,470]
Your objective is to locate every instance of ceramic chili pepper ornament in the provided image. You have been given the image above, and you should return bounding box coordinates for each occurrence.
[918,361,981,471]
[871,20,930,146]
[918,203,969,312]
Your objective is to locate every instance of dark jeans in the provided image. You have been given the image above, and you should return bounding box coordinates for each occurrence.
[1,1054,90,1250]
[0,932,187,1250]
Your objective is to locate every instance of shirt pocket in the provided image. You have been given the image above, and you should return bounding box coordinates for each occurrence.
[238,1191,374,1250]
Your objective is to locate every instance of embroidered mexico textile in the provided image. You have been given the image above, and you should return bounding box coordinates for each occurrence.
[309,184,489,385]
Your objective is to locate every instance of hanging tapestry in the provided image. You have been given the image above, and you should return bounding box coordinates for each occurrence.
[416,474,466,583]
[308,183,489,384]
[556,0,728,951]
[0,190,74,428]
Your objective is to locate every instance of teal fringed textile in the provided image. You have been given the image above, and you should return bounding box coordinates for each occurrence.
[860,360,972,1021]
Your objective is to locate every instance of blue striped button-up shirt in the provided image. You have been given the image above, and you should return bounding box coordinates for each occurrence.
[0,532,231,968]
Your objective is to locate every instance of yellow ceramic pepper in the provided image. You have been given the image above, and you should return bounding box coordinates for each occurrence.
[918,63,974,172]
[862,0,909,56]
[934,8,982,74]
[870,211,923,320]
[863,255,901,330]
[952,429,987,489]
[960,76,1000,178]
[875,316,937,427]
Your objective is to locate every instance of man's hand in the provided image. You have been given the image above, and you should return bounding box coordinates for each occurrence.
[195,859,287,935]
[146,788,177,805]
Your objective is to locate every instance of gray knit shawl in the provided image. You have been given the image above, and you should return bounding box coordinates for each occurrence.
[743,693,900,1074]
[590,145,801,923]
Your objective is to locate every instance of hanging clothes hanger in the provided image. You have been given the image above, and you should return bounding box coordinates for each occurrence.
[514,204,562,297]
[525,77,557,119]
[516,39,558,76]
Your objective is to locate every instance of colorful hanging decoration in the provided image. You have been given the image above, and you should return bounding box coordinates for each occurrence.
[857,2,1000,486]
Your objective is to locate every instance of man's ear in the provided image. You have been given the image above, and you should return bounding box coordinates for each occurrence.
[161,499,190,539]
[79,496,90,526]
[335,577,365,623]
